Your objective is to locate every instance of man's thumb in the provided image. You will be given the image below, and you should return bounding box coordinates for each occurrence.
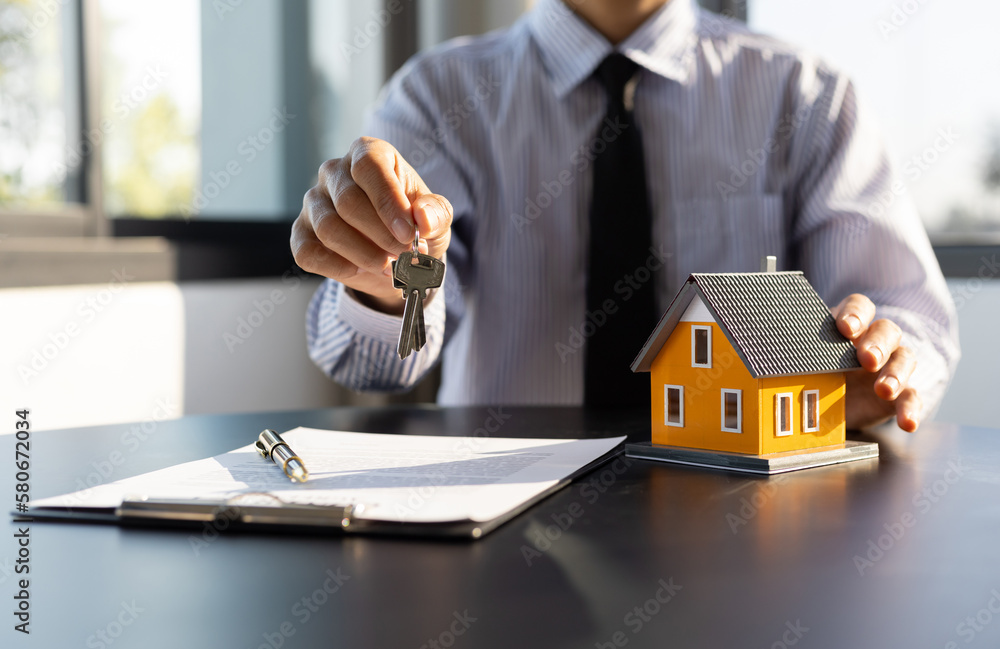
[411,193,453,241]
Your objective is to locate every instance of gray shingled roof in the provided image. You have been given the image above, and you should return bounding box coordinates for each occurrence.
[631,271,861,378]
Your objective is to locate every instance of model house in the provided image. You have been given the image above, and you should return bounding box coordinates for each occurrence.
[630,259,861,458]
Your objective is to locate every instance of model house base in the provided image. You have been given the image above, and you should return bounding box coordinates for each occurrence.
[624,440,879,475]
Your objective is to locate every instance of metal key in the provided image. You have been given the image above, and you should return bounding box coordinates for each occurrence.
[392,235,445,359]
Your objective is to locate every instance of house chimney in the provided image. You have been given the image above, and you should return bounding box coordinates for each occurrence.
[760,256,776,273]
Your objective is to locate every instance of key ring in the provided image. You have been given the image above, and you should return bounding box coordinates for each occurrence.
[412,229,420,255]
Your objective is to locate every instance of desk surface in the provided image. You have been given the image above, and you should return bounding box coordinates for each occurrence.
[5,407,1000,649]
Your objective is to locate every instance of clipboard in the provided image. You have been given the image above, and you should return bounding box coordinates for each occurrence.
[19,431,626,540]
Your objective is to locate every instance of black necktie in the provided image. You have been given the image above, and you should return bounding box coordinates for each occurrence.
[584,53,658,408]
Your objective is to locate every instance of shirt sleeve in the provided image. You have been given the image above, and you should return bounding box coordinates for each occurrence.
[788,68,960,417]
[306,278,447,393]
[305,56,475,393]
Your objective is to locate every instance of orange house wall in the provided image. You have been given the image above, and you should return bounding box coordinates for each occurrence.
[758,374,846,454]
[649,321,847,456]
[650,321,760,454]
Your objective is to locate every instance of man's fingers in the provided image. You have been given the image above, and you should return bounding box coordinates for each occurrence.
[297,139,453,311]
[854,318,903,372]
[315,210,399,277]
[875,346,916,400]
[834,293,877,340]
[301,185,391,275]
[833,296,924,433]
[895,387,922,433]
[291,215,360,280]
[411,193,452,237]
[411,193,453,258]
[330,181,409,256]
[348,138,418,245]
[293,216,401,299]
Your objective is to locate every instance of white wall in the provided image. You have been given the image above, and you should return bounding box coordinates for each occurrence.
[2,280,187,431]
[0,277,411,432]
[179,276,422,415]
[2,276,994,432]
[934,278,1000,428]
[179,276,340,416]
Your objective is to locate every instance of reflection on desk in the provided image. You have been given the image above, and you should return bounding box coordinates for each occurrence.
[3,407,998,649]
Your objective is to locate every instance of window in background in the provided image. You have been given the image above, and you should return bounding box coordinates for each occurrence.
[0,0,84,208]
[99,0,200,218]
[2,0,395,231]
[310,0,389,161]
[102,0,375,222]
[750,0,1000,236]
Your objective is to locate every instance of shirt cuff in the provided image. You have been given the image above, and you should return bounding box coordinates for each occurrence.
[336,283,445,345]
[336,283,407,347]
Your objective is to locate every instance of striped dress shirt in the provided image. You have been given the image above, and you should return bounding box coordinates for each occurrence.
[306,0,960,412]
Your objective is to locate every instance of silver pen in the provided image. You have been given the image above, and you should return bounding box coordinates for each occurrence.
[255,429,309,483]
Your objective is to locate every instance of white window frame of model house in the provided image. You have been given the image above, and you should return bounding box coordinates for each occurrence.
[775,392,793,436]
[720,389,742,433]
[664,384,684,427]
[802,389,820,433]
[691,325,712,368]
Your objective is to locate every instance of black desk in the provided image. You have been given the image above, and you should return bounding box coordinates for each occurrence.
[5,407,1000,648]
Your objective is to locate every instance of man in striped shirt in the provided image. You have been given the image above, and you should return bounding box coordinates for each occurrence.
[291,0,959,431]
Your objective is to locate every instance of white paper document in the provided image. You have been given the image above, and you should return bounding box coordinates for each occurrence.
[31,428,625,523]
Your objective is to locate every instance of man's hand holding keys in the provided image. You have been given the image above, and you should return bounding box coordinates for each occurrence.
[291,136,453,316]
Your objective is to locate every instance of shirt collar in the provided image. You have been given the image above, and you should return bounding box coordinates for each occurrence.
[527,0,699,99]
